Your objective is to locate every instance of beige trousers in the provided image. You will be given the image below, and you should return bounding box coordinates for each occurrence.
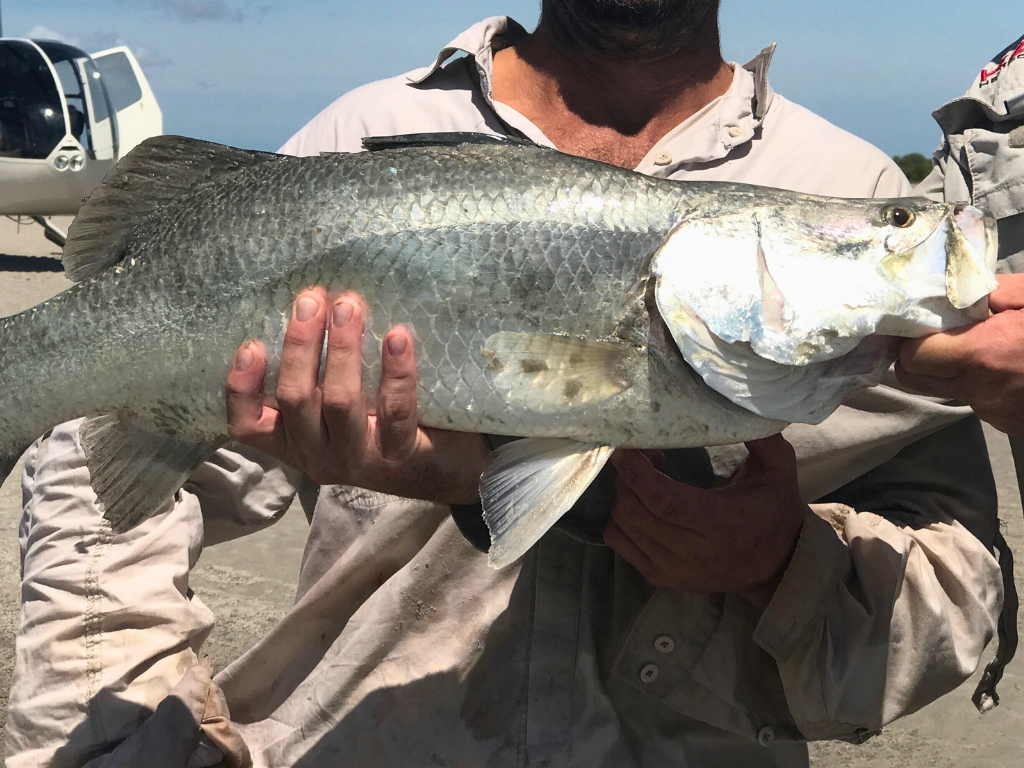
[5,421,250,768]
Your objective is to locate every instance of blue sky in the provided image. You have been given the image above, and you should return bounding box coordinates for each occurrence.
[4,1,1020,156]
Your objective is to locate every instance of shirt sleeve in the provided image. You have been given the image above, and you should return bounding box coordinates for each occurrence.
[872,160,915,198]
[751,416,1003,741]
[277,94,369,155]
[914,156,947,202]
[184,443,304,547]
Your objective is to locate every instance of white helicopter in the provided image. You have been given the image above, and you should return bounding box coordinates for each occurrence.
[0,35,162,246]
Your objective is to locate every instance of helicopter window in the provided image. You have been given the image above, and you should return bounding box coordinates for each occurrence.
[94,52,142,113]
[51,60,90,148]
[0,42,66,160]
[82,60,111,125]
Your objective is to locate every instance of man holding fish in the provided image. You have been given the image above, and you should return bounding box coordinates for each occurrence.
[4,2,1008,767]
[898,33,1024,437]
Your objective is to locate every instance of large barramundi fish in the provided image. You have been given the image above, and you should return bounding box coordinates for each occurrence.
[0,134,998,568]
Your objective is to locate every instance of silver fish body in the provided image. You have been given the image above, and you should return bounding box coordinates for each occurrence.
[0,135,998,565]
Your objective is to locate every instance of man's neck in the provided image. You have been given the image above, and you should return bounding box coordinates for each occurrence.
[491,20,733,169]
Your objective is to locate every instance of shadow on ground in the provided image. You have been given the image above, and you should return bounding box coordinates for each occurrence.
[0,255,64,273]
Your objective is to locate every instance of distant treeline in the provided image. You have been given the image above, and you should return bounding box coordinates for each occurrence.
[893,153,933,185]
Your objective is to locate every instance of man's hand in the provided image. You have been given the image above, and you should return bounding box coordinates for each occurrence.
[226,288,490,504]
[897,274,1024,435]
[605,434,808,613]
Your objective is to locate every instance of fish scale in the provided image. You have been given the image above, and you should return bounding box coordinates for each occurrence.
[0,134,998,564]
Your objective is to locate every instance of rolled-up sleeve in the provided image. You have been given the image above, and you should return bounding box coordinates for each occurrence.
[752,416,1003,741]
[183,444,303,546]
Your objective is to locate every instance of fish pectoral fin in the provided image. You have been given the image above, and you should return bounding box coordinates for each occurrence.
[482,332,641,411]
[480,438,614,569]
[80,416,224,533]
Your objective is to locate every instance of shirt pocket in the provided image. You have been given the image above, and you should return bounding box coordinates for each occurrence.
[965,118,1024,222]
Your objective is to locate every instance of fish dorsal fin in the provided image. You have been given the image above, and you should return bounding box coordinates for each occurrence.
[63,136,281,282]
[360,132,539,151]
[481,438,613,569]
[80,415,224,532]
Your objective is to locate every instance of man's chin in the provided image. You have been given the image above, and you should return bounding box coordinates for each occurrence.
[544,0,720,59]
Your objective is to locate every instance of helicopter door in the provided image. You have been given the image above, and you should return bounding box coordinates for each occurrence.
[80,57,116,162]
[90,46,162,157]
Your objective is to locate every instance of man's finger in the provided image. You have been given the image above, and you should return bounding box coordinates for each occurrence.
[376,326,419,461]
[642,449,667,473]
[893,361,962,399]
[611,508,675,571]
[614,480,698,544]
[276,289,328,450]
[321,294,368,450]
[897,327,975,378]
[742,433,795,473]
[226,342,288,456]
[611,450,701,522]
[990,274,1024,313]
[604,519,659,584]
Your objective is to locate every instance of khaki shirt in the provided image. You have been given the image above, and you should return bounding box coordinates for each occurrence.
[913,32,1024,709]
[917,32,1024,269]
[205,18,1002,768]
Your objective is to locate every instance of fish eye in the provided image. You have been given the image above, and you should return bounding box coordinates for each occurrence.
[883,206,915,228]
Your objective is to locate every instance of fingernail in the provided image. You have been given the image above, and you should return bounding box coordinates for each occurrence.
[333,301,353,328]
[234,346,253,371]
[295,297,318,321]
[387,334,408,356]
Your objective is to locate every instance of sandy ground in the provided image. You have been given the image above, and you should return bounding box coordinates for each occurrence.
[1,215,1023,765]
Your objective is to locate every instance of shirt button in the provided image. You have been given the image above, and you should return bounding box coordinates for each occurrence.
[639,663,660,684]
[728,126,744,138]
[653,151,673,166]
[654,635,675,654]
[757,727,776,747]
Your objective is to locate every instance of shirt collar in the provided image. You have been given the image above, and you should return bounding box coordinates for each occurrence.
[406,16,528,86]
[932,35,1024,133]
[408,17,778,169]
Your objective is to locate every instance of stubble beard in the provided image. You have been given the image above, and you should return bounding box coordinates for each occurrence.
[542,0,722,61]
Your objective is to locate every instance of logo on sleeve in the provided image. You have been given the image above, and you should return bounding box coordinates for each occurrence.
[981,35,1024,85]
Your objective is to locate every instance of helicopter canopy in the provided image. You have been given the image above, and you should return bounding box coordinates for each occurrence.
[0,39,78,160]
[0,39,162,217]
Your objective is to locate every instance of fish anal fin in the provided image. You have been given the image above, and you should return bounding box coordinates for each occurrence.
[80,416,223,533]
[64,136,281,282]
[482,332,641,411]
[481,438,613,569]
